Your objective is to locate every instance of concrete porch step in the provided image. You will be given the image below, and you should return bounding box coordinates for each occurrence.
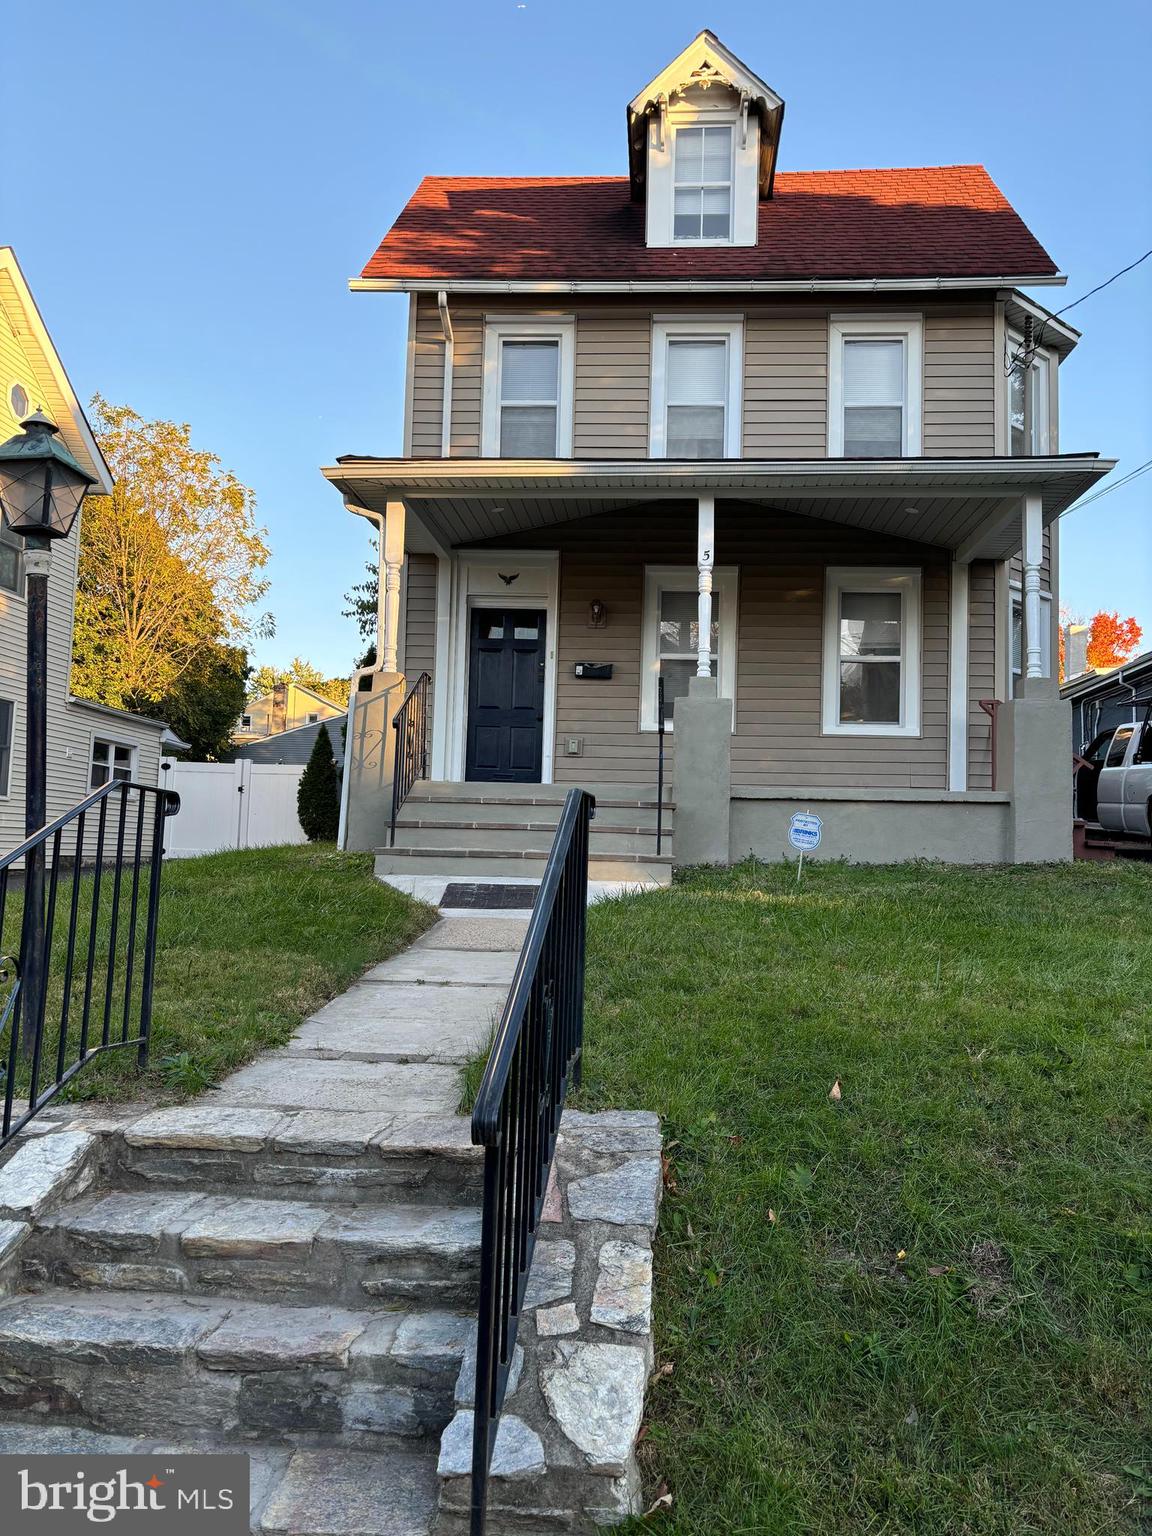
[390,822,669,856]
[375,847,673,885]
[0,1288,470,1451]
[400,791,673,832]
[0,1423,438,1535]
[111,1106,484,1207]
[28,1191,482,1308]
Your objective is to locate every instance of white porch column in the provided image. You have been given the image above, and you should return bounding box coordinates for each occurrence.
[696,494,715,677]
[381,499,406,673]
[948,560,969,792]
[1022,493,1045,679]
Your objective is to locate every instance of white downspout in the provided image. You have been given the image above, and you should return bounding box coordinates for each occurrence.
[437,290,454,459]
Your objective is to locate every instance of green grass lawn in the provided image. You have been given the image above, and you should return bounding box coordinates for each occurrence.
[5,844,434,1104]
[577,860,1152,1536]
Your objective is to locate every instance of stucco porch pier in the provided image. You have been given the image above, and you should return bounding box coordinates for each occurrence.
[325,455,1112,867]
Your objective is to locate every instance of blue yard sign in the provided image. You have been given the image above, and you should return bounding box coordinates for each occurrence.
[788,811,823,852]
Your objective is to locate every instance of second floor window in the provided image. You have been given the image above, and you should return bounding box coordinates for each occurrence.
[828,316,923,458]
[650,319,743,458]
[0,514,21,594]
[482,319,575,458]
[673,125,733,242]
[1007,336,1051,455]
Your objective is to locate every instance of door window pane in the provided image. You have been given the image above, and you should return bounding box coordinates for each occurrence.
[1106,727,1134,767]
[842,339,904,456]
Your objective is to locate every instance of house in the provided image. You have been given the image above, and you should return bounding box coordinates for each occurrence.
[0,247,176,854]
[322,32,1114,876]
[233,680,345,747]
[232,715,346,767]
[1062,649,1152,755]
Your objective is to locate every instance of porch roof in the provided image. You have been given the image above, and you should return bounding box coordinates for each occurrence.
[322,454,1113,563]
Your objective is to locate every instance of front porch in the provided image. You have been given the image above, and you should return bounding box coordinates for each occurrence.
[325,456,1110,868]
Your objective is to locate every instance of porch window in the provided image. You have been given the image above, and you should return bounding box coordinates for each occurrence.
[1009,583,1053,693]
[828,316,923,457]
[0,698,12,796]
[1006,335,1052,455]
[641,565,738,730]
[650,319,743,458]
[673,125,733,242]
[481,319,575,457]
[0,513,21,594]
[90,738,134,790]
[822,568,921,736]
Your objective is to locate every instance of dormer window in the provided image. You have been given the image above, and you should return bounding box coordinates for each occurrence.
[673,126,733,241]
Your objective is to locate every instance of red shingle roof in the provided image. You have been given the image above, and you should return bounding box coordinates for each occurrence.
[361,166,1058,284]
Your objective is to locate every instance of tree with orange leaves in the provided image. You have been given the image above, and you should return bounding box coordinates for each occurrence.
[1085,611,1143,671]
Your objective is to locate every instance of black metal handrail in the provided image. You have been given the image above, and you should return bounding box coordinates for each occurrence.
[0,780,180,1147]
[469,787,594,1536]
[389,671,432,847]
[656,674,667,854]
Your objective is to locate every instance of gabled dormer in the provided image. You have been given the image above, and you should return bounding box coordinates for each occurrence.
[627,31,784,249]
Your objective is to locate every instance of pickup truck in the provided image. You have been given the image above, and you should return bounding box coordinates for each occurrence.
[1075,708,1152,836]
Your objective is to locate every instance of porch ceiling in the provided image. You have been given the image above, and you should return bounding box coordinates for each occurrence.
[323,455,1113,562]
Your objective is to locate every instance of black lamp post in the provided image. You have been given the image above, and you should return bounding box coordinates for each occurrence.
[0,412,97,1055]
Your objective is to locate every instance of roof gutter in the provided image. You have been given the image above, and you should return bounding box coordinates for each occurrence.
[350,273,1067,295]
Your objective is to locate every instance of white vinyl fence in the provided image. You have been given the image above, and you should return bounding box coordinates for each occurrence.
[159,759,307,857]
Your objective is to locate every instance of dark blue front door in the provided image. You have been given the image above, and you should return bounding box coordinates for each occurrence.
[465,608,546,782]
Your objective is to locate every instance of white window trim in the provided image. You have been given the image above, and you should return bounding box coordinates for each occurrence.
[1005,332,1053,456]
[0,696,15,799]
[89,735,138,792]
[671,123,735,246]
[1008,580,1053,692]
[828,314,923,457]
[481,318,575,458]
[640,564,739,731]
[822,567,922,737]
[645,99,759,248]
[649,317,744,458]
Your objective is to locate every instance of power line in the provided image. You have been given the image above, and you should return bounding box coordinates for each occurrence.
[1006,247,1152,375]
[1061,457,1152,517]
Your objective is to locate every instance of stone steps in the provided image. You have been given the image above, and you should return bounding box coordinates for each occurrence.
[0,1288,470,1451]
[0,1422,439,1535]
[375,847,673,884]
[390,822,672,856]
[26,1191,482,1308]
[110,1107,484,1208]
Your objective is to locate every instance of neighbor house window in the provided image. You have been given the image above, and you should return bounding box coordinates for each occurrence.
[1006,335,1051,455]
[640,565,738,730]
[828,316,923,457]
[90,739,134,790]
[307,712,320,724]
[481,319,575,457]
[1009,583,1053,692]
[673,125,733,242]
[822,568,921,736]
[0,514,21,594]
[0,698,13,796]
[650,319,743,458]
[240,713,252,730]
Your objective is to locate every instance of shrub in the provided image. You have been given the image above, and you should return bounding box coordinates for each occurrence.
[297,724,340,841]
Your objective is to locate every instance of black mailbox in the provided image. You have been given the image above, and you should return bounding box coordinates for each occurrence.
[574,661,613,680]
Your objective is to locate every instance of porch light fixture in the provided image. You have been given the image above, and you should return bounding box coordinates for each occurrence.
[0,410,96,543]
[0,410,98,1060]
[589,599,608,628]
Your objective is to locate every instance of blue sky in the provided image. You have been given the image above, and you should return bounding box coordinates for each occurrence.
[4,0,1149,674]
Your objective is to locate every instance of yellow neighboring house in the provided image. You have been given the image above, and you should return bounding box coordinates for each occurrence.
[0,247,180,855]
[234,681,345,746]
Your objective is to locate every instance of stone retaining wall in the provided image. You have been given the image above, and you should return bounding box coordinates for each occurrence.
[436,1109,662,1534]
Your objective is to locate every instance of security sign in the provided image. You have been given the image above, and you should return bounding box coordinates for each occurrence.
[788,812,823,852]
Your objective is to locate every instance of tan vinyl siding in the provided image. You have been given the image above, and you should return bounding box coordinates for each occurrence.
[403,554,438,681]
[967,561,997,788]
[742,308,828,456]
[922,306,997,455]
[481,501,953,790]
[410,294,1000,463]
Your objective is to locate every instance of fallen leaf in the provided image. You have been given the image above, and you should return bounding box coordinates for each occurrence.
[768,1208,777,1225]
[927,1265,952,1277]
[643,1482,673,1519]
[896,1250,907,1262]
[828,1077,843,1103]
[660,1151,678,1194]
[726,1134,744,1146]
[656,1361,674,1378]
[636,1424,651,1445]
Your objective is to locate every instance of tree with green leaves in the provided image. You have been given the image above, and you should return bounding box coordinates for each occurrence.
[156,642,249,760]
[248,657,349,710]
[297,724,340,842]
